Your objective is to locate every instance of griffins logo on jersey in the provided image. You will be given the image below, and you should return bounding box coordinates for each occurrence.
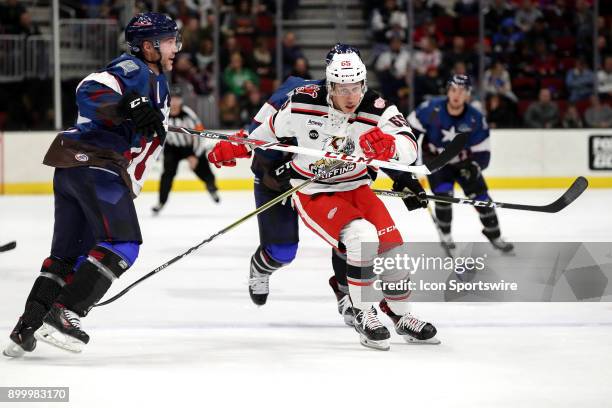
[294,84,320,98]
[309,158,356,179]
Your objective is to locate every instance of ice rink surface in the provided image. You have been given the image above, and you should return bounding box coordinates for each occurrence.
[1,188,611,408]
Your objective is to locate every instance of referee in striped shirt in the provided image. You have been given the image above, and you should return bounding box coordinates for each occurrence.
[153,87,219,214]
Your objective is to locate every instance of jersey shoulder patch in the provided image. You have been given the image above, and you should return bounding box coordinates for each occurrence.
[290,84,327,106]
[115,59,140,76]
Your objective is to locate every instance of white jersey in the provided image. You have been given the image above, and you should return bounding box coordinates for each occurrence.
[248,85,418,195]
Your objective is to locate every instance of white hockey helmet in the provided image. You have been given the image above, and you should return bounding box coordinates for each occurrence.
[325,43,367,96]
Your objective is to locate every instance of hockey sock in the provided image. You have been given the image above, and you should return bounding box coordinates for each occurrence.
[250,246,285,276]
[331,249,349,295]
[56,244,133,316]
[381,267,412,316]
[21,257,75,328]
[434,193,453,234]
[477,207,501,239]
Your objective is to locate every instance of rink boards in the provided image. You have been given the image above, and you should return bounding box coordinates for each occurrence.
[1,129,612,194]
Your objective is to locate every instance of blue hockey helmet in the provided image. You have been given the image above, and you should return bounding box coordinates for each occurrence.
[125,13,182,55]
[446,74,472,93]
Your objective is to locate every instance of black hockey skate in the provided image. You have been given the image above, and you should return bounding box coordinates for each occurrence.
[35,303,89,353]
[3,317,37,358]
[352,306,390,351]
[380,300,440,344]
[249,263,271,306]
[151,203,164,215]
[328,276,354,326]
[483,230,514,253]
[209,190,221,204]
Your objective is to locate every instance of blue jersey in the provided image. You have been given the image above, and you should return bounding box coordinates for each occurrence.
[408,97,491,169]
[44,53,170,197]
[248,76,324,180]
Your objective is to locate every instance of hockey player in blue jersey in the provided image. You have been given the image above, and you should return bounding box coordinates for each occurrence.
[408,74,513,253]
[4,13,181,357]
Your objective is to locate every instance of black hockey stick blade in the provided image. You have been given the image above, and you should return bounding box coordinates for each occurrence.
[424,132,469,173]
[497,176,588,213]
[0,241,16,252]
[373,176,588,213]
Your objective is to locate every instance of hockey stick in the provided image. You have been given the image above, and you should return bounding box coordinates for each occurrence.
[0,241,16,252]
[373,176,588,213]
[94,161,347,307]
[169,126,467,175]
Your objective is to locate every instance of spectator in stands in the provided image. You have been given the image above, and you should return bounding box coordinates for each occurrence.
[574,0,594,53]
[371,0,407,43]
[290,57,312,80]
[597,56,612,101]
[173,54,213,95]
[282,32,305,78]
[561,104,584,128]
[230,0,256,36]
[374,35,411,105]
[181,16,205,54]
[240,88,264,126]
[194,38,214,73]
[525,88,560,128]
[566,57,595,102]
[220,35,241,69]
[223,52,259,97]
[0,0,25,34]
[219,93,242,128]
[414,36,442,76]
[532,40,558,78]
[14,10,40,37]
[451,61,468,76]
[492,18,524,55]
[413,19,445,49]
[487,94,518,129]
[585,94,612,128]
[485,0,514,36]
[484,61,518,103]
[415,67,445,106]
[526,18,553,47]
[515,0,542,33]
[442,36,476,78]
[454,0,479,16]
[252,37,274,78]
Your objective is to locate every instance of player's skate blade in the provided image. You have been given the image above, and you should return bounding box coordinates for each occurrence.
[359,334,390,351]
[3,340,26,358]
[35,304,89,353]
[35,323,85,353]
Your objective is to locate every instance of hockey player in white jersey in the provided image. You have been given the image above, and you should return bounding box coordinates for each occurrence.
[209,47,438,350]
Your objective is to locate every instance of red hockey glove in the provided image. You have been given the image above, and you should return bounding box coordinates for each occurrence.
[359,127,396,161]
[207,130,251,168]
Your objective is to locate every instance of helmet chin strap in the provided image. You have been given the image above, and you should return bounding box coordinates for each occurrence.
[139,40,164,72]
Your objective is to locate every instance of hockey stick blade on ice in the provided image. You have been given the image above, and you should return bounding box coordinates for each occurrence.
[94,161,347,307]
[169,127,466,175]
[0,241,16,252]
[374,176,588,213]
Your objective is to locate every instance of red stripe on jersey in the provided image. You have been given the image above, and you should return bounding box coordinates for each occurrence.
[89,88,115,101]
[134,137,161,181]
[291,108,327,116]
[291,162,314,177]
[268,115,275,134]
